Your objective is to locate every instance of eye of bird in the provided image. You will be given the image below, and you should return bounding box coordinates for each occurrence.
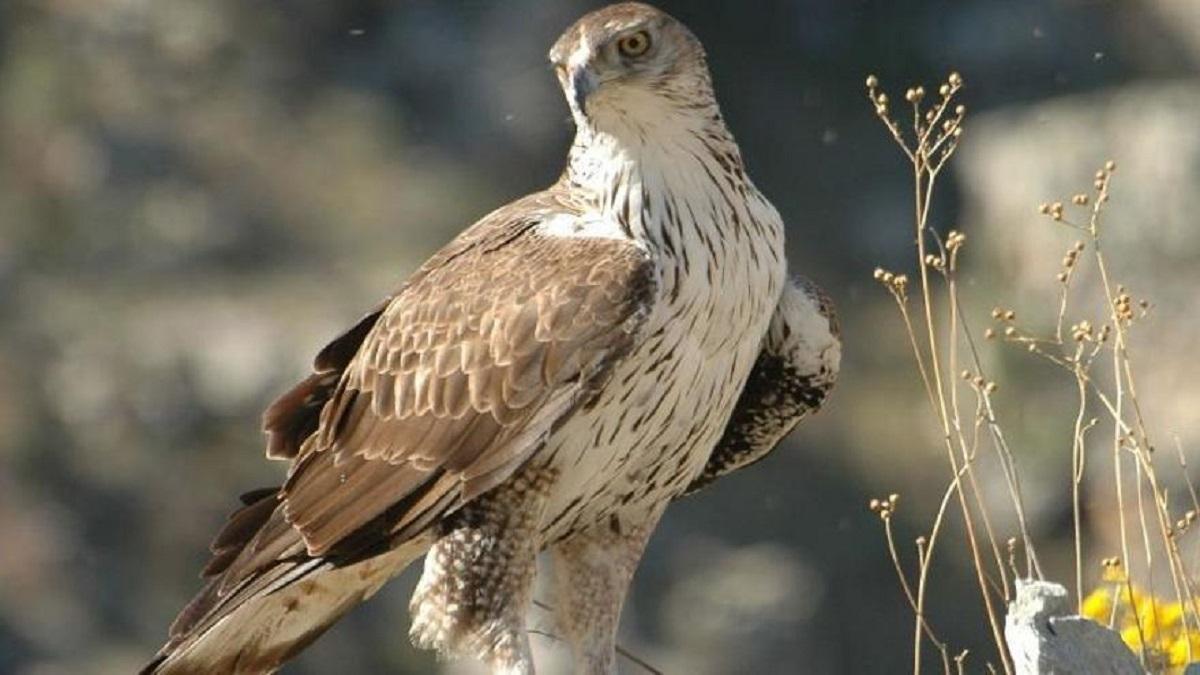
[616,31,651,58]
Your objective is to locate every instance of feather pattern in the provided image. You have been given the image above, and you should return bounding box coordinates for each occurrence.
[684,275,841,494]
[275,191,658,558]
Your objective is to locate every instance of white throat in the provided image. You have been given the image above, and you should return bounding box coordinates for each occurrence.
[562,113,748,251]
[556,107,785,327]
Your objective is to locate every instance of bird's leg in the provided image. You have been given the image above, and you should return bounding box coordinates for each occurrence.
[410,468,557,674]
[549,506,664,675]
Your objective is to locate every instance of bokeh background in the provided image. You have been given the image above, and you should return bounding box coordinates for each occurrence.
[2,0,1199,673]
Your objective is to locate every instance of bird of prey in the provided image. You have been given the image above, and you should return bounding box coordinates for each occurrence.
[144,3,840,674]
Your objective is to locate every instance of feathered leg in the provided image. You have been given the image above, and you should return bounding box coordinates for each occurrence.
[549,506,663,675]
[409,468,557,674]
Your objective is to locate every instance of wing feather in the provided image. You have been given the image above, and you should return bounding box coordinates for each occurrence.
[248,191,657,561]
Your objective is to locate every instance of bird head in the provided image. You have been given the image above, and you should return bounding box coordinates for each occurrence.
[549,3,716,135]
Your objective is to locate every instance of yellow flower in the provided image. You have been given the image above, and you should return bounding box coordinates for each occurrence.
[1081,588,1112,622]
[1121,624,1145,651]
[1156,601,1184,631]
[1083,582,1200,671]
[1122,585,1145,609]
[1168,631,1200,667]
[1135,599,1184,644]
[1138,600,1161,641]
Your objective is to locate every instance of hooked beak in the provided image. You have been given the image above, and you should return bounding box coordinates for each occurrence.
[569,65,599,113]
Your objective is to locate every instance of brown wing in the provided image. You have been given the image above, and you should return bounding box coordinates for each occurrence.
[147,190,661,674]
[262,303,387,462]
[268,190,656,560]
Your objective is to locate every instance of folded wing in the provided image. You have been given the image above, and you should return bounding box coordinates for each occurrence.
[150,190,657,669]
[278,199,657,560]
[685,275,840,494]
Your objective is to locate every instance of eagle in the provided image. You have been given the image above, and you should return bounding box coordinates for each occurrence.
[144,4,840,674]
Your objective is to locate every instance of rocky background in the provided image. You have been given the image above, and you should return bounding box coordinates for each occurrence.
[1,1,1197,673]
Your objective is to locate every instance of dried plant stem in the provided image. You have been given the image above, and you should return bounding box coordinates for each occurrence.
[868,73,1016,675]
[881,509,953,674]
[873,128,1200,669]
[913,121,1012,675]
[957,295,1043,579]
[1027,169,1200,669]
[1089,175,1200,647]
[1123,573,1150,666]
[1070,371,1088,611]
[1112,362,1133,592]
[1173,437,1200,516]
[948,267,1011,601]
[914,462,965,675]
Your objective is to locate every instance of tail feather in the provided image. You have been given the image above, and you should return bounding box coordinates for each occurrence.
[143,488,429,674]
[200,488,281,579]
[144,540,428,674]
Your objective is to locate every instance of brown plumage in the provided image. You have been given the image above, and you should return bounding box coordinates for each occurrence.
[281,190,657,557]
[144,4,839,674]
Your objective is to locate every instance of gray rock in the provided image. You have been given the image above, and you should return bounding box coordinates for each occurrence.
[1005,579,1142,675]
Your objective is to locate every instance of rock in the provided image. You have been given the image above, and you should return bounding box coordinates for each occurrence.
[1005,579,1142,675]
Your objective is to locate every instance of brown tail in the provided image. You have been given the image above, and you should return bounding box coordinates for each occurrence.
[143,489,429,674]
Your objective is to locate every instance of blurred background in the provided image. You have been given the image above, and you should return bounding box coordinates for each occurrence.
[2,0,1199,672]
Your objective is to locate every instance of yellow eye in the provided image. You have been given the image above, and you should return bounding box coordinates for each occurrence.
[616,31,651,58]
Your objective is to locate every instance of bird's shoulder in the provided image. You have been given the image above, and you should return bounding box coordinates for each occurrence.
[397,186,656,314]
